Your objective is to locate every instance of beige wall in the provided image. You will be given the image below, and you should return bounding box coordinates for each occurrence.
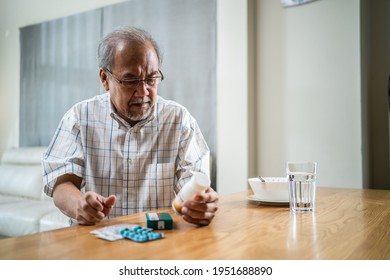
[254,0,364,188]
[216,0,248,194]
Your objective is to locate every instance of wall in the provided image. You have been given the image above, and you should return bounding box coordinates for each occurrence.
[255,0,364,188]
[360,0,371,188]
[216,0,248,194]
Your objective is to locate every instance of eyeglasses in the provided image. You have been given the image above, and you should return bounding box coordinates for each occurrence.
[105,68,164,89]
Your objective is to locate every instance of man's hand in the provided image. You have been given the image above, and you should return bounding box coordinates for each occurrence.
[52,174,117,226]
[75,192,116,225]
[181,187,219,226]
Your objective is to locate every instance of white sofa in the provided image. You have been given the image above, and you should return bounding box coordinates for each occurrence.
[0,146,70,237]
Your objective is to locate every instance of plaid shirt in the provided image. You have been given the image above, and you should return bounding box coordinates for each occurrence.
[42,93,210,216]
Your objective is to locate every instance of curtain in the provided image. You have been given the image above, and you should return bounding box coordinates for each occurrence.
[20,9,102,146]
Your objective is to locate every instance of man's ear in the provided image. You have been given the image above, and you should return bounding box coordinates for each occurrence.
[99,68,110,91]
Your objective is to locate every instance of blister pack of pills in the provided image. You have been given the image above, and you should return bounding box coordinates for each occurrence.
[90,223,138,241]
[120,225,164,242]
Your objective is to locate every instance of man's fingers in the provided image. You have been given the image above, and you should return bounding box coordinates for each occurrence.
[102,195,116,216]
[103,195,116,208]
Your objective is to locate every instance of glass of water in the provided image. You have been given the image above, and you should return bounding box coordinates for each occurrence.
[286,162,318,213]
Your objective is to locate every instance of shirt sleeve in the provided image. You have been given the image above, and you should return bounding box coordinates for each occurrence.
[175,111,210,194]
[42,108,85,197]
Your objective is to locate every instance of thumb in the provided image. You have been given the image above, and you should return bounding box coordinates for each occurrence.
[102,195,116,216]
[103,195,116,208]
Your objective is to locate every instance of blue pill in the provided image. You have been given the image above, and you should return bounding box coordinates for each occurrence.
[120,226,164,242]
[140,236,147,242]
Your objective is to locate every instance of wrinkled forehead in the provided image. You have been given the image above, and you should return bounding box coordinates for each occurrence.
[112,40,159,71]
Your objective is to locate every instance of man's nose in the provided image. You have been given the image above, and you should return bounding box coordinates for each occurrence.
[133,81,150,96]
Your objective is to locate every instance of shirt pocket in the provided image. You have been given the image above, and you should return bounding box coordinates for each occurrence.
[142,162,176,208]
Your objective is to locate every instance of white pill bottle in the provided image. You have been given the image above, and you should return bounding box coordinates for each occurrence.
[172,171,210,215]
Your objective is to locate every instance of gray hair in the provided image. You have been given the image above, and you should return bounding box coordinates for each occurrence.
[97,26,162,70]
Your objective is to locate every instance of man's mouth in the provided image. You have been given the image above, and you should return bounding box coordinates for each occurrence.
[129,97,151,107]
[125,97,154,122]
[130,103,151,113]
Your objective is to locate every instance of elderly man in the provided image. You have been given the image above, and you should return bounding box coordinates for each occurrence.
[42,26,218,226]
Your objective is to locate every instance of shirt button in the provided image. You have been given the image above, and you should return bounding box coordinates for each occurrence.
[128,158,132,164]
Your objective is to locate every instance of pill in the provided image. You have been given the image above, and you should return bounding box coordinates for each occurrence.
[120,225,164,242]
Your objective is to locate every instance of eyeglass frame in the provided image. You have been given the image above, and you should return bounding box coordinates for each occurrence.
[104,68,164,89]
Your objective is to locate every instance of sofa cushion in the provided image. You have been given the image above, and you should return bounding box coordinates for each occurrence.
[0,200,56,236]
[0,146,47,200]
[1,146,46,165]
[0,194,28,204]
[39,211,70,232]
[0,165,45,200]
[0,146,70,237]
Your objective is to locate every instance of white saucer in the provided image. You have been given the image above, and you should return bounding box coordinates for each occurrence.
[247,194,289,206]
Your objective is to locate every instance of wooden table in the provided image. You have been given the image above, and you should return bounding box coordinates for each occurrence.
[1,187,389,260]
